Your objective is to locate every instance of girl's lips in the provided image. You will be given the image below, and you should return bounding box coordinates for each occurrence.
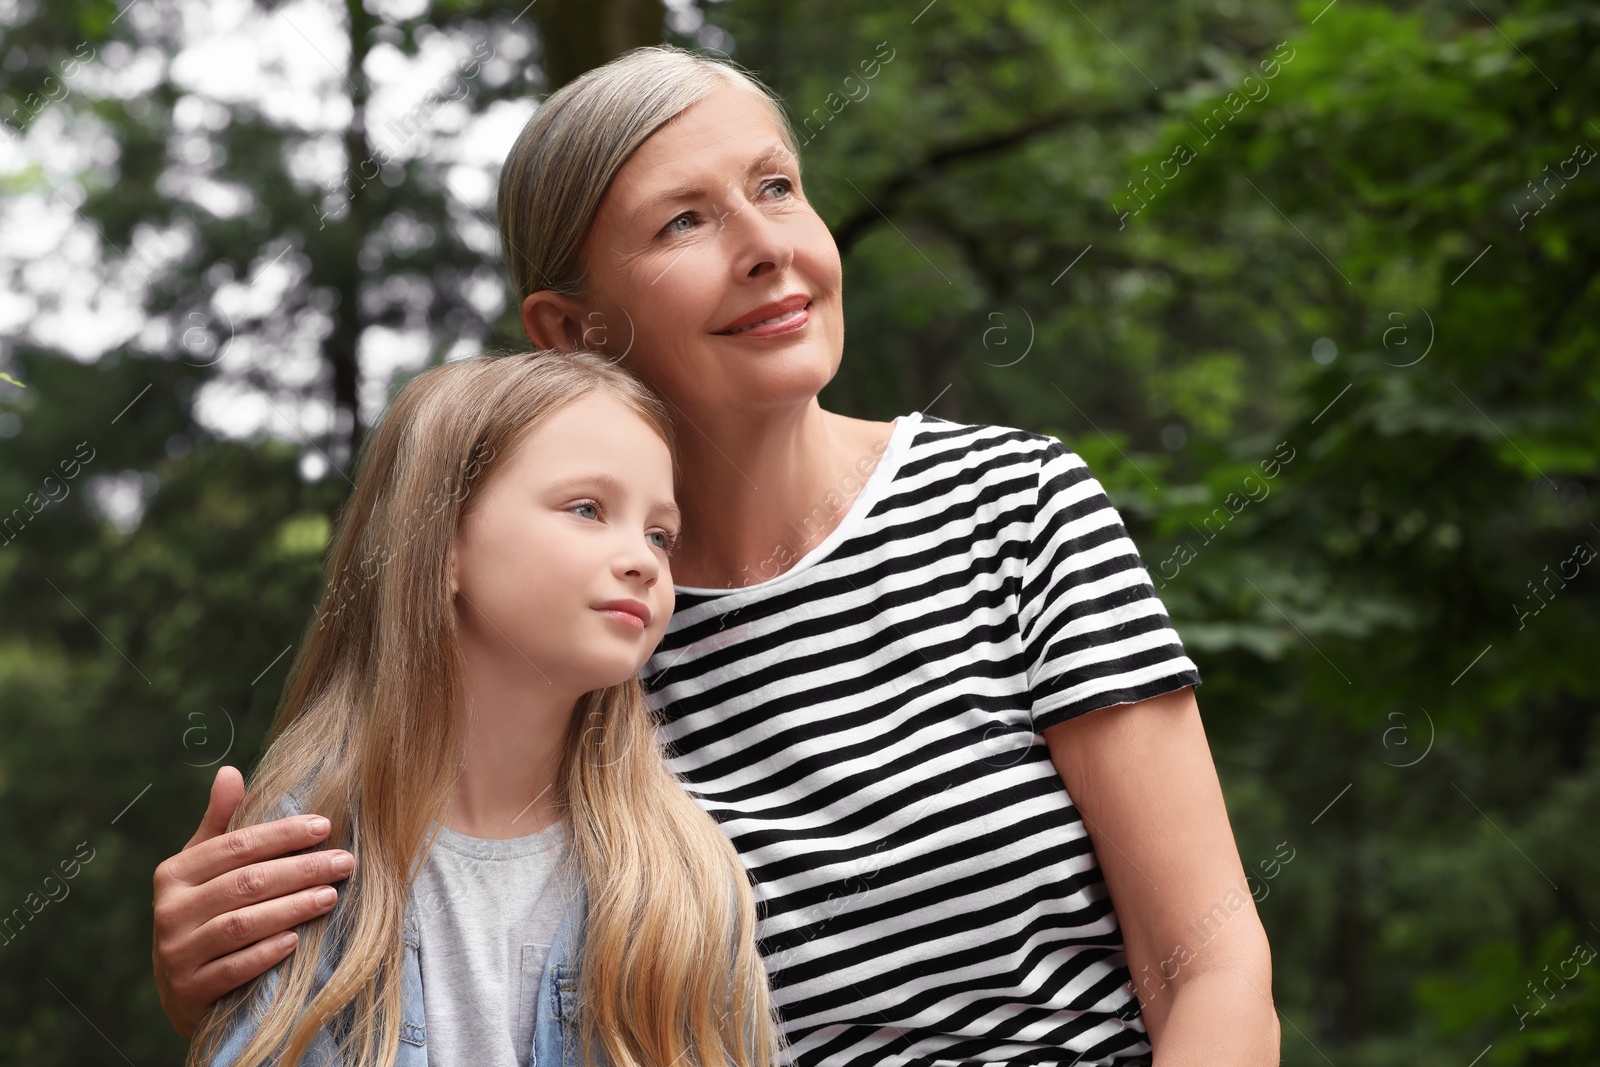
[597,608,646,631]
[714,303,810,339]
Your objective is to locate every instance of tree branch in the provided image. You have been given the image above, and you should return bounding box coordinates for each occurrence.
[829,94,1163,257]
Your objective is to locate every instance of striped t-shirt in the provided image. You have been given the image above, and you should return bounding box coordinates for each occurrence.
[642,411,1203,1067]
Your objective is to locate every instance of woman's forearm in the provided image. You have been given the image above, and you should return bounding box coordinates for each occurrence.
[1150,968,1281,1067]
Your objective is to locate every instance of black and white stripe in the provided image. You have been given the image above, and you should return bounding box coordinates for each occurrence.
[643,413,1202,1067]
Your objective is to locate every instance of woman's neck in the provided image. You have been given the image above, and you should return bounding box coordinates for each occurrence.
[667,400,897,589]
[446,635,576,839]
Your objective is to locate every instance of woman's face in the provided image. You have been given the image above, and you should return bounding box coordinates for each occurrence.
[535,86,845,421]
[451,392,679,695]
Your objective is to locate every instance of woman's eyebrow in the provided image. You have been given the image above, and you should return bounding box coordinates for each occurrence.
[630,145,795,223]
[632,186,705,224]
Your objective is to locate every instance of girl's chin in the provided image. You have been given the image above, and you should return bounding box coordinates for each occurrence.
[580,670,643,696]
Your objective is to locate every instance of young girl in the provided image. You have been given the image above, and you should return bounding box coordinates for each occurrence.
[191,350,780,1067]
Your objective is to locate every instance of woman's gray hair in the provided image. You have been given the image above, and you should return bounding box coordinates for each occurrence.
[496,44,798,304]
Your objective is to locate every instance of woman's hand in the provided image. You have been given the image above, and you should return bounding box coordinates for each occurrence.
[151,767,354,1038]
[1043,687,1280,1066]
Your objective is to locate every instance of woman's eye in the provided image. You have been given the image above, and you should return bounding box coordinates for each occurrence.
[663,212,697,235]
[762,177,793,198]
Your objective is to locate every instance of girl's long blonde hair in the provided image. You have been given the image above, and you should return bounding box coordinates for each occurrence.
[189,351,780,1067]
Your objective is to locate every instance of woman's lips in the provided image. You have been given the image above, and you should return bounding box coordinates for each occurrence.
[713,294,812,335]
[714,303,810,338]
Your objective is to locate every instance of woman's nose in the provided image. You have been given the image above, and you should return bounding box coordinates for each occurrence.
[723,195,794,279]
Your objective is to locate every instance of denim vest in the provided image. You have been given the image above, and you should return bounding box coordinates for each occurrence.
[205,790,599,1067]
[205,794,744,1067]
[206,878,594,1067]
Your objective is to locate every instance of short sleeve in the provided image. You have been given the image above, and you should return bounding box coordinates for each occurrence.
[1020,437,1201,732]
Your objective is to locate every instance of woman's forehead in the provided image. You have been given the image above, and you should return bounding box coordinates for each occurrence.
[613,92,794,201]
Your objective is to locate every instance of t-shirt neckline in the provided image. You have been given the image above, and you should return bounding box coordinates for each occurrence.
[433,817,568,858]
[672,411,923,598]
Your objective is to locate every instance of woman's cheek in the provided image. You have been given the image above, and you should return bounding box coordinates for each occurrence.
[632,252,710,321]
[802,217,844,288]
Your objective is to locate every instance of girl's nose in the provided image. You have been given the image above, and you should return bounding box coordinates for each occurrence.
[619,534,661,586]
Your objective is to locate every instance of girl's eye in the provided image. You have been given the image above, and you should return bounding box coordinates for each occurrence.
[648,529,682,553]
[571,502,600,521]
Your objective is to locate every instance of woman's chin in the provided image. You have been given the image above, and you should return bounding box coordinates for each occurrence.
[704,346,840,411]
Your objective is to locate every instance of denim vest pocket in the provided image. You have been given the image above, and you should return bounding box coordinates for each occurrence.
[549,963,585,1067]
[516,943,547,1059]
[550,962,581,1022]
[399,919,426,1047]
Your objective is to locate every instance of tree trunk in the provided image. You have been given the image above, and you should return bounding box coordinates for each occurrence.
[322,0,662,464]
[536,0,665,93]
[325,0,378,468]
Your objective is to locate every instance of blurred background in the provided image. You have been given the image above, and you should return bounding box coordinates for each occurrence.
[1,0,1597,1063]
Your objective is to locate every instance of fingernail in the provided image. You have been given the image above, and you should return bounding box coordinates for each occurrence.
[330,852,354,876]
[275,931,298,950]
[314,887,337,908]
[306,816,330,836]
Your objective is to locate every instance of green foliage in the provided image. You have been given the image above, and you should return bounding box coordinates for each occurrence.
[0,0,1596,1064]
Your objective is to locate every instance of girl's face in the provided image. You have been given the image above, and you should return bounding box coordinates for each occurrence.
[553,86,845,422]
[450,392,679,694]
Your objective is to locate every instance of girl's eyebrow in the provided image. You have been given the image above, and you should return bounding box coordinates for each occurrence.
[547,472,682,523]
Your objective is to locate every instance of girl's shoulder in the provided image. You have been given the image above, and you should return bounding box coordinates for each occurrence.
[262,789,308,820]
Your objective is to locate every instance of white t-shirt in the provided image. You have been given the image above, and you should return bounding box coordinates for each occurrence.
[411,818,577,1067]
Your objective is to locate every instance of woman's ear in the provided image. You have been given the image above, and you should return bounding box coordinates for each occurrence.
[521,291,586,351]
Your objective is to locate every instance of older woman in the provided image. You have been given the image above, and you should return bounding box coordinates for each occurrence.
[153,45,1277,1067]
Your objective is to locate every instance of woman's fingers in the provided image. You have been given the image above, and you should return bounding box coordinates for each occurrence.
[151,772,356,1035]
[156,883,343,1028]
[163,928,302,1036]
[189,883,341,965]
[190,929,301,1002]
[184,766,245,850]
[160,814,337,890]
[189,856,352,953]
[154,845,352,968]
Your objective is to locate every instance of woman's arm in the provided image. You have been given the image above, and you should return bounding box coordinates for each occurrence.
[152,767,355,1037]
[1042,686,1280,1067]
